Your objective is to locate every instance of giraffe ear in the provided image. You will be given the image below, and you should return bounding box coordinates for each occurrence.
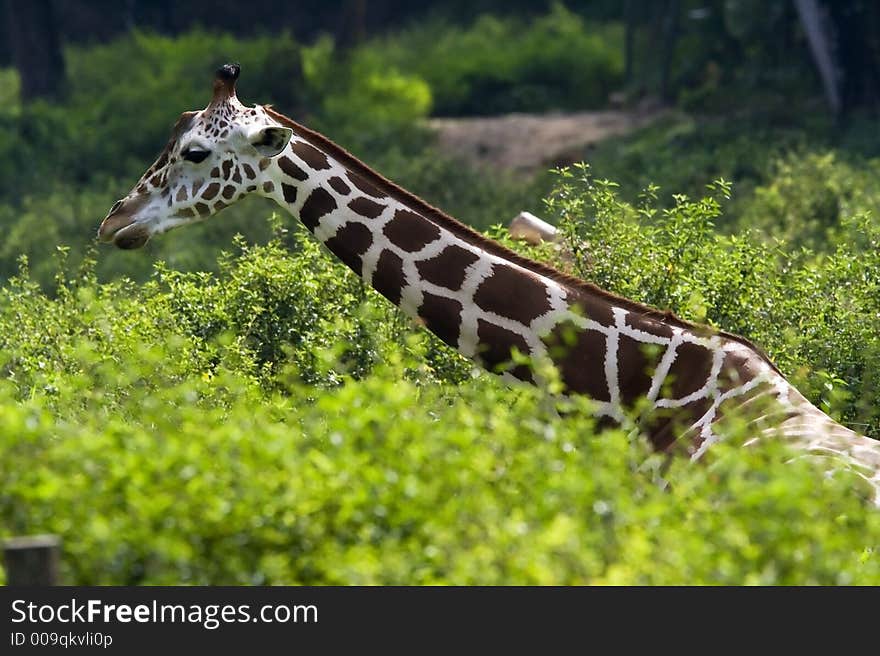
[248,126,293,157]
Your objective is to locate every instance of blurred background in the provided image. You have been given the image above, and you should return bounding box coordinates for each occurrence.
[1,0,879,285]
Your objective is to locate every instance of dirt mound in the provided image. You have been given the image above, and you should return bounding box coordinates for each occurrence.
[428,105,664,175]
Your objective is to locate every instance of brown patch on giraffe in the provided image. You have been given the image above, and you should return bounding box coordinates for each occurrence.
[682,396,713,429]
[262,181,275,194]
[416,244,480,291]
[278,156,308,181]
[292,141,331,170]
[202,183,221,200]
[175,187,188,202]
[626,312,675,339]
[259,158,271,171]
[221,160,233,180]
[348,171,385,199]
[213,200,228,211]
[383,209,441,252]
[194,202,210,215]
[232,167,242,184]
[644,396,713,453]
[372,250,405,304]
[476,319,534,383]
[567,294,614,328]
[348,197,386,219]
[210,166,220,178]
[717,347,762,394]
[299,187,337,230]
[222,185,237,200]
[247,184,257,192]
[616,333,659,405]
[663,341,715,400]
[161,187,171,198]
[324,222,374,275]
[149,174,162,187]
[281,183,297,204]
[543,320,610,402]
[474,264,552,326]
[242,163,256,180]
[418,293,462,348]
[153,152,169,171]
[328,176,351,195]
[638,411,678,452]
[593,414,621,434]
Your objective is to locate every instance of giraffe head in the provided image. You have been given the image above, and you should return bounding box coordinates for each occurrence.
[98,63,293,249]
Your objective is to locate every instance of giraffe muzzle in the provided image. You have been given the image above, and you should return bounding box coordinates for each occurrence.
[98,197,152,249]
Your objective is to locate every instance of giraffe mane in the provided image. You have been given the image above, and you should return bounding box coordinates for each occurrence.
[264,106,783,377]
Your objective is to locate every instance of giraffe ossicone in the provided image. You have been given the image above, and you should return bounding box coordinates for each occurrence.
[100,64,880,503]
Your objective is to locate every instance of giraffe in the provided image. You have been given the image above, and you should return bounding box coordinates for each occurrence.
[99,64,880,501]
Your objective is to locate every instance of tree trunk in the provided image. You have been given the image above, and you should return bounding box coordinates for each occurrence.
[826,0,880,112]
[794,0,841,115]
[4,0,65,101]
[659,0,681,102]
[336,0,367,52]
[624,0,636,84]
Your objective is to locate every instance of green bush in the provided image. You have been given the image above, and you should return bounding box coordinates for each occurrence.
[585,113,816,219]
[1,221,879,584]
[586,111,880,249]
[546,164,880,437]
[360,4,623,115]
[738,151,880,250]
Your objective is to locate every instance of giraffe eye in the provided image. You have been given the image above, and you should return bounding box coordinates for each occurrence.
[182,148,210,164]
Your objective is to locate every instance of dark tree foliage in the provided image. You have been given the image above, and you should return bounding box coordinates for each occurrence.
[2,1,879,118]
[826,1,880,112]
[623,0,880,114]
[336,0,368,51]
[4,0,65,100]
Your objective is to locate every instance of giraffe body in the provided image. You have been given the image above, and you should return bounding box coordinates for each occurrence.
[99,64,880,501]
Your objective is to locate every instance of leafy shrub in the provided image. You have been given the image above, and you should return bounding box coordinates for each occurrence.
[586,110,880,251]
[0,199,879,584]
[360,4,624,115]
[546,164,880,437]
[311,38,433,138]
[738,151,880,250]
[585,113,816,218]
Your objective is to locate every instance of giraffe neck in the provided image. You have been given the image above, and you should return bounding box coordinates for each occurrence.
[261,120,575,376]
[255,109,880,501]
[259,122,733,436]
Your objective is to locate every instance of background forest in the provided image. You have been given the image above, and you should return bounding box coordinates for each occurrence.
[1,0,880,584]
